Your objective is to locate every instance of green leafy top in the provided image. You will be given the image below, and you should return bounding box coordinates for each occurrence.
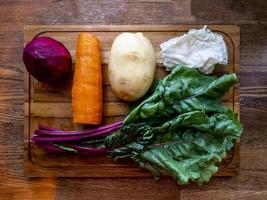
[105,65,243,185]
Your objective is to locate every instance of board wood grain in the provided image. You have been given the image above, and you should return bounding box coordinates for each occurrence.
[24,25,240,177]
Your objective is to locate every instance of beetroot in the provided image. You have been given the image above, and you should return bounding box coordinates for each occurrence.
[23,36,72,83]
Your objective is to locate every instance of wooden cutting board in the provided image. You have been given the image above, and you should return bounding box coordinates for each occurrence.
[24,25,240,177]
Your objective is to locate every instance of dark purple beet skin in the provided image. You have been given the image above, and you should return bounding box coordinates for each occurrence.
[23,36,72,83]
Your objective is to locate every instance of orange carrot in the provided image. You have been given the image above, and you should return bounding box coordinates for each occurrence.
[72,33,102,124]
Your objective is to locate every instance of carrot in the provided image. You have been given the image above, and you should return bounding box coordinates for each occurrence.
[72,33,102,124]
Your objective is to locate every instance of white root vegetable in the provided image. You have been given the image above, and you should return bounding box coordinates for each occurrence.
[108,32,156,102]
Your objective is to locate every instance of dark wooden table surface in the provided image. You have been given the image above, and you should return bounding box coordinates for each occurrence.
[0,1,266,199]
